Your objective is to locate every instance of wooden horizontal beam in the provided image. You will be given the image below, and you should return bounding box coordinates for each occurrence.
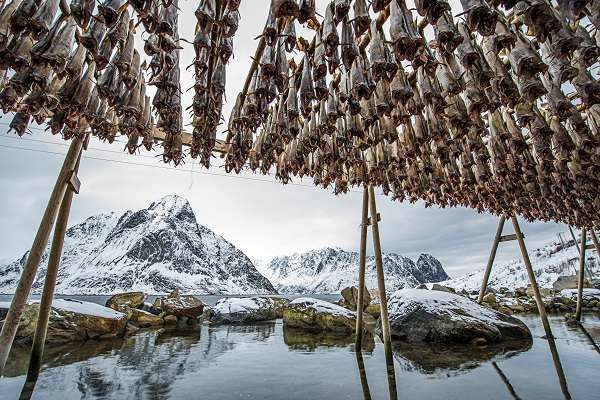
[151,127,230,155]
[499,234,518,242]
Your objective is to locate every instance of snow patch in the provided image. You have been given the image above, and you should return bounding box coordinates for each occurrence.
[32,299,127,319]
[290,297,355,318]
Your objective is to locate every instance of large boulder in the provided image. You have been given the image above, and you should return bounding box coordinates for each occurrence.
[0,301,10,320]
[14,299,128,344]
[153,290,205,318]
[340,286,372,311]
[553,275,592,291]
[207,297,286,324]
[283,297,356,333]
[105,292,146,312]
[129,308,164,328]
[383,289,531,344]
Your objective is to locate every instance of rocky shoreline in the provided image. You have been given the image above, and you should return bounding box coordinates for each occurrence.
[2,283,598,349]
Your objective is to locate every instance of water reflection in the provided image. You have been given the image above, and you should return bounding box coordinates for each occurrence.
[492,362,522,400]
[283,326,375,352]
[391,339,533,377]
[355,351,372,400]
[547,337,572,400]
[6,323,277,399]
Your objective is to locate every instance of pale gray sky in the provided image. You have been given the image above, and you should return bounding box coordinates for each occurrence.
[0,0,572,277]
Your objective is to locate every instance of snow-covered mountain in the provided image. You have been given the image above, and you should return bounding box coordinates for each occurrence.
[0,195,276,295]
[256,248,449,294]
[441,239,600,292]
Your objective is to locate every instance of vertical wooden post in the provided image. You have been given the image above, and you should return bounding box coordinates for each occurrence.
[368,186,391,347]
[355,188,369,348]
[478,216,506,303]
[575,228,587,322]
[511,215,554,339]
[547,337,572,400]
[355,349,372,400]
[0,136,84,374]
[26,151,82,381]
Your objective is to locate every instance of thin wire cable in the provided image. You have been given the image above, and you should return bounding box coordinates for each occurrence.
[0,142,370,194]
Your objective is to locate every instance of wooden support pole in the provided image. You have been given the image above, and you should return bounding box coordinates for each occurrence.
[575,228,587,322]
[355,187,369,348]
[0,135,84,374]
[511,215,554,339]
[547,337,572,400]
[355,349,372,400]
[478,216,506,303]
[568,226,594,281]
[367,186,391,347]
[25,151,82,381]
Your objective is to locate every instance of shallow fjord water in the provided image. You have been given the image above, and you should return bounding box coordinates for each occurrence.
[0,295,599,400]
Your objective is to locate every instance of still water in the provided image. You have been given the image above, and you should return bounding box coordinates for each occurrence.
[0,295,599,399]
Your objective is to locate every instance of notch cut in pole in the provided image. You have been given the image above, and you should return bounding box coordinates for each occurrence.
[511,215,553,339]
[0,135,84,374]
[478,216,506,304]
[355,187,369,348]
[575,228,588,321]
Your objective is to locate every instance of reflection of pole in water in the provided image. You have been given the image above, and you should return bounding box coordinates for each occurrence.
[384,343,398,400]
[547,337,572,400]
[575,322,600,355]
[355,350,372,400]
[492,362,522,400]
[18,378,36,400]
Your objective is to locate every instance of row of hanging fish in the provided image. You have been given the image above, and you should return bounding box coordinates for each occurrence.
[0,0,160,151]
[190,0,238,168]
[223,0,600,228]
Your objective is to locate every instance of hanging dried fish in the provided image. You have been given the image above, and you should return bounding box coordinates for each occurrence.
[298,0,315,25]
[29,0,59,39]
[70,0,95,29]
[270,0,298,18]
[322,2,338,57]
[98,0,125,28]
[573,26,600,67]
[389,0,423,62]
[222,7,240,38]
[458,0,497,37]
[434,11,463,54]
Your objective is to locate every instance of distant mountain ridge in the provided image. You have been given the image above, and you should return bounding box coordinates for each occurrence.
[0,196,276,295]
[256,247,449,294]
[441,239,600,291]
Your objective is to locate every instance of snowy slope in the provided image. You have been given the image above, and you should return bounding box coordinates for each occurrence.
[441,240,599,292]
[0,196,276,295]
[256,248,449,294]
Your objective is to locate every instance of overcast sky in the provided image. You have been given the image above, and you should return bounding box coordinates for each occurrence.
[0,0,575,277]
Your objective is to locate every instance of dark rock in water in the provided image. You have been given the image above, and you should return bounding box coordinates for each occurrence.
[0,302,9,320]
[15,299,128,344]
[207,297,288,324]
[382,289,532,344]
[283,297,356,333]
[106,292,146,312]
[340,286,372,311]
[392,338,532,376]
[154,290,205,318]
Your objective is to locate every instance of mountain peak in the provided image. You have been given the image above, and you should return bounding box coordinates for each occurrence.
[261,247,448,294]
[0,196,276,295]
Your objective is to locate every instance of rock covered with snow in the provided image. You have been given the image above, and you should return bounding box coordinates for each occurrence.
[207,297,289,324]
[0,195,277,295]
[383,289,532,344]
[153,290,205,318]
[283,297,357,333]
[106,292,147,312]
[257,248,449,294]
[14,299,128,344]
